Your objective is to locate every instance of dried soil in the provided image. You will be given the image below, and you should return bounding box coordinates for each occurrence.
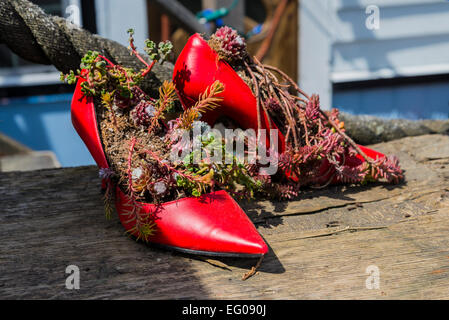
[94,99,177,203]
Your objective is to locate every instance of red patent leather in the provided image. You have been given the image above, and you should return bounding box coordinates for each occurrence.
[71,75,109,169]
[71,76,268,257]
[173,33,386,183]
[116,189,267,256]
[173,33,285,152]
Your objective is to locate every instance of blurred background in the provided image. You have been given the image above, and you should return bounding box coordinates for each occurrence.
[1,0,449,171]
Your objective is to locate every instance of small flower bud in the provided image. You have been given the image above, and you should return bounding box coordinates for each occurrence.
[154,181,167,194]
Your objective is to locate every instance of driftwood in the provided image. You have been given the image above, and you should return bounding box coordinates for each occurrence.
[1,134,449,299]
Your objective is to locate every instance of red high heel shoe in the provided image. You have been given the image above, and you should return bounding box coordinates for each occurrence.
[71,75,268,257]
[173,33,386,182]
[173,33,285,152]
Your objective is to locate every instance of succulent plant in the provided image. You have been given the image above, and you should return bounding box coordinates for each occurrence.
[265,97,282,113]
[209,26,247,63]
[130,100,155,127]
[62,25,403,212]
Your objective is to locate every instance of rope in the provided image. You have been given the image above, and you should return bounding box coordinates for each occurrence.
[0,0,173,95]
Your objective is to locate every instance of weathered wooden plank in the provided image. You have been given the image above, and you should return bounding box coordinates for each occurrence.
[243,134,448,224]
[0,134,448,299]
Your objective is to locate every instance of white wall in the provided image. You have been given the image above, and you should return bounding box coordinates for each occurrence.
[299,0,334,109]
[332,0,449,82]
[95,0,149,47]
[299,0,449,112]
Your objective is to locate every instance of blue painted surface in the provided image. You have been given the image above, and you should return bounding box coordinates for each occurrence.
[333,81,449,120]
[0,93,95,167]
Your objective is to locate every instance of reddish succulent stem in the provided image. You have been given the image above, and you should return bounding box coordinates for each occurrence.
[253,57,274,131]
[278,90,299,149]
[301,117,310,146]
[320,110,375,166]
[136,143,205,185]
[142,60,156,77]
[126,137,138,200]
[97,54,115,67]
[264,65,310,100]
[129,38,156,77]
[244,61,262,131]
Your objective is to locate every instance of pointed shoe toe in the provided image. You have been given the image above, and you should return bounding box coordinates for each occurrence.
[116,188,268,257]
[71,76,267,257]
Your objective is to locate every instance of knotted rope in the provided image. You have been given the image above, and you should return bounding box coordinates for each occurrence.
[0,0,173,95]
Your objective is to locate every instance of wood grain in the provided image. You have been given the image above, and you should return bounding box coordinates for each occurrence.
[1,134,448,299]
